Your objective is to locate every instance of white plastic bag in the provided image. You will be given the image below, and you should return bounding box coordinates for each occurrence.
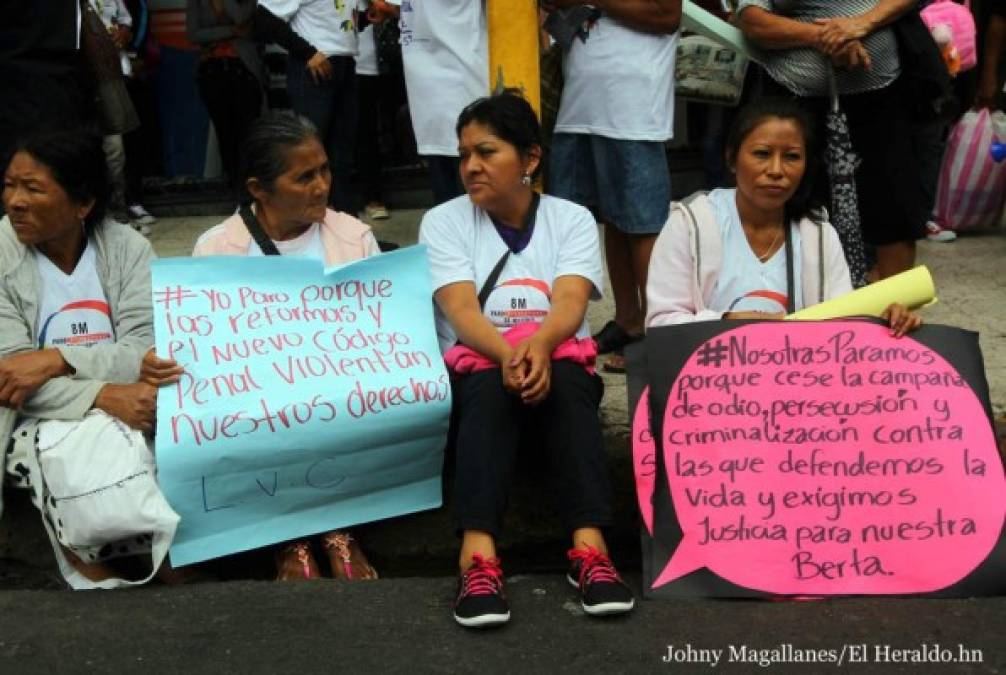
[933,109,1006,230]
[29,410,179,589]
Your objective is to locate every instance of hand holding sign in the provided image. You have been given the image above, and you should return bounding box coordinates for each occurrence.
[635,321,1005,596]
[140,349,184,387]
[152,247,450,566]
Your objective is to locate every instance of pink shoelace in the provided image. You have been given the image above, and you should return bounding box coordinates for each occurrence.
[323,531,357,579]
[568,546,620,587]
[460,553,504,597]
[285,541,314,578]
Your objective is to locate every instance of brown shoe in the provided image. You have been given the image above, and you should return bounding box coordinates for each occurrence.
[275,540,321,581]
[322,531,378,581]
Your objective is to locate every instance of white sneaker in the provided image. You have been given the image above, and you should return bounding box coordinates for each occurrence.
[127,203,157,225]
[925,221,956,242]
[363,202,390,220]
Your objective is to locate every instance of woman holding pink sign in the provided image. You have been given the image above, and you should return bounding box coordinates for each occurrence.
[646,98,921,335]
[146,112,381,582]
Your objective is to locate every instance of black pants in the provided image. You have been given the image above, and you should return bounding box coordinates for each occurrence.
[123,75,160,205]
[355,74,383,204]
[426,155,464,206]
[452,361,613,538]
[197,58,263,184]
[286,54,357,213]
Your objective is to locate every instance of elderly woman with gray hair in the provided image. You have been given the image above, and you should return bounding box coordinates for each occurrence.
[146,112,381,580]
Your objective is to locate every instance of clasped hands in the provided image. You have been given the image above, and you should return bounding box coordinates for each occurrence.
[811,15,874,71]
[500,335,553,406]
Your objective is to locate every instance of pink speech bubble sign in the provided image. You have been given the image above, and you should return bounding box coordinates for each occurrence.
[653,321,1006,594]
[632,386,656,534]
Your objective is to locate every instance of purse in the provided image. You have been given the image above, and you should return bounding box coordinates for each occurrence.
[28,411,179,589]
[79,1,140,135]
[674,34,749,106]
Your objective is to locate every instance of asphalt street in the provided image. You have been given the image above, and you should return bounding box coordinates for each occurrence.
[0,576,1003,674]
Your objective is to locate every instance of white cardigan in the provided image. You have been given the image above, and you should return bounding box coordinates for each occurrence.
[646,191,854,327]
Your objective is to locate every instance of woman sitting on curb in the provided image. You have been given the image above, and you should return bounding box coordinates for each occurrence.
[419,91,634,628]
[0,128,179,588]
[646,97,920,335]
[143,112,381,582]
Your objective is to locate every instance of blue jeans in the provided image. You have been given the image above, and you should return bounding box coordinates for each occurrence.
[549,133,670,234]
[286,55,358,214]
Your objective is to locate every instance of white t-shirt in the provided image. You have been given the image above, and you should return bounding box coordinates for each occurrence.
[355,24,379,76]
[247,222,326,260]
[707,188,803,314]
[555,15,678,141]
[33,242,115,349]
[193,221,327,262]
[418,194,603,354]
[259,0,359,57]
[391,0,489,156]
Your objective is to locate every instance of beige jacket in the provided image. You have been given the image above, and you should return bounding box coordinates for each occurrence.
[646,191,854,327]
[0,217,154,516]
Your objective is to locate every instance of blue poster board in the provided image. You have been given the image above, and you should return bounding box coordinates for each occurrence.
[151,246,450,566]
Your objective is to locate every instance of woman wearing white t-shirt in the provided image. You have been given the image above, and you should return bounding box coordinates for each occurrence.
[646,98,920,334]
[159,112,382,581]
[419,92,634,628]
[1,129,179,588]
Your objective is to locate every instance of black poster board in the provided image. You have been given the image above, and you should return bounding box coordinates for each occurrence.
[627,319,1006,599]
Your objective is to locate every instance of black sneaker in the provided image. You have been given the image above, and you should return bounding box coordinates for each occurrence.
[453,554,510,628]
[567,547,635,616]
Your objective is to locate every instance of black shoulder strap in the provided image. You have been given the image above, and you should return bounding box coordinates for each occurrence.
[784,221,796,314]
[477,250,510,310]
[818,223,825,304]
[239,202,281,256]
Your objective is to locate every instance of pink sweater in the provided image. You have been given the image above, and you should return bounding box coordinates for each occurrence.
[192,208,380,265]
[444,322,598,375]
[646,191,853,327]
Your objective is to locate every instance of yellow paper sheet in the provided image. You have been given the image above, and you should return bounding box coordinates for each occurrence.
[787,266,937,320]
[487,0,541,116]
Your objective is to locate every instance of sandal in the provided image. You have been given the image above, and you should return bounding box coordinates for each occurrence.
[275,540,321,581]
[592,320,642,355]
[322,531,378,581]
